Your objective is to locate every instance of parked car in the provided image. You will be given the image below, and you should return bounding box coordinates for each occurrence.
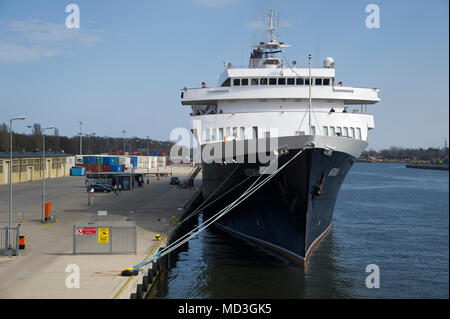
[95,183,114,191]
[87,184,112,193]
[170,176,180,185]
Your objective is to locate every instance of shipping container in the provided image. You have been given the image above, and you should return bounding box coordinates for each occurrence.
[131,157,138,167]
[104,157,119,165]
[71,166,85,176]
[110,164,123,172]
[103,165,110,172]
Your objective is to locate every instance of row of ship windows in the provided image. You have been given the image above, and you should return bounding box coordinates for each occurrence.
[203,126,362,142]
[311,126,362,139]
[224,77,332,87]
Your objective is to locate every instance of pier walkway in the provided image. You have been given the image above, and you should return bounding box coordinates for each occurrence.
[0,165,199,299]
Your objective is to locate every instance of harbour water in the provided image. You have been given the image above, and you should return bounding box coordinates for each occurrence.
[150,163,449,299]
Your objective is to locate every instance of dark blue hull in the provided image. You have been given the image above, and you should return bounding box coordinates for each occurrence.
[200,147,355,266]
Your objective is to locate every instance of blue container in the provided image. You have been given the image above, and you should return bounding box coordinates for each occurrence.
[104,157,118,165]
[110,164,122,172]
[71,166,85,176]
[132,157,138,167]
[150,152,158,156]
[82,156,89,165]
[89,156,97,164]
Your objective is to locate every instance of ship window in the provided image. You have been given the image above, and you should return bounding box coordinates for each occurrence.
[311,126,316,135]
[233,127,238,138]
[205,129,211,142]
[218,128,224,141]
[350,127,355,138]
[269,78,277,85]
[252,126,258,139]
[315,78,322,85]
[226,127,231,137]
[211,128,217,141]
[240,127,245,140]
[330,126,336,136]
[343,127,349,137]
[233,79,240,86]
[221,78,231,87]
[296,78,304,85]
[260,78,268,85]
[304,78,310,85]
[356,128,361,139]
[323,78,330,86]
[287,78,295,85]
[241,79,249,86]
[336,127,342,136]
[278,78,286,85]
[251,78,259,85]
[323,126,329,136]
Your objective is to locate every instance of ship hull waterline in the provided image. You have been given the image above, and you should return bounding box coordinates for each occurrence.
[198,135,364,267]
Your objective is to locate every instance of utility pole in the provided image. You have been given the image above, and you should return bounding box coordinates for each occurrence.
[79,121,85,155]
[41,126,54,223]
[122,130,126,153]
[9,116,26,249]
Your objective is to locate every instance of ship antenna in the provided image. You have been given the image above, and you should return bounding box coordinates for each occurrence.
[265,10,279,43]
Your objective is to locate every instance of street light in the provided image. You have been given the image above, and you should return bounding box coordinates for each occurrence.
[79,121,85,155]
[87,133,96,205]
[122,130,126,153]
[41,126,55,223]
[8,115,26,249]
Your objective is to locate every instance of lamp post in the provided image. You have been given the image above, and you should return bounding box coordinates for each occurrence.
[79,121,85,155]
[8,115,26,249]
[41,126,54,223]
[87,132,96,175]
[86,133,96,206]
[122,130,126,153]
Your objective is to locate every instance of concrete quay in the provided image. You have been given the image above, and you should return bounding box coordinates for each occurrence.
[0,164,201,299]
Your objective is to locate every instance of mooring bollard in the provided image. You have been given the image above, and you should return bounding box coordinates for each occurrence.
[136,284,143,299]
[142,276,149,292]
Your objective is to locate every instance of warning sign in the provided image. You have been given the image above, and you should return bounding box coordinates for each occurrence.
[75,227,97,235]
[98,228,109,244]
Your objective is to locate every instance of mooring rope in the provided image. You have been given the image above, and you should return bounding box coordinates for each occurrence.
[124,145,312,272]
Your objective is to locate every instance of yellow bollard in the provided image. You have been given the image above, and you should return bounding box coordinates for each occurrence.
[155,234,161,241]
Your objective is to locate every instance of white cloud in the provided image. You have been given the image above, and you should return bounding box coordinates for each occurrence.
[0,19,102,63]
[195,0,234,7]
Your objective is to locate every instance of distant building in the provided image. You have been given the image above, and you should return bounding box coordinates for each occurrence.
[0,151,75,185]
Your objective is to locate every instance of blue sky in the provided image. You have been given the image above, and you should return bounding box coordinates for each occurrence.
[0,0,448,151]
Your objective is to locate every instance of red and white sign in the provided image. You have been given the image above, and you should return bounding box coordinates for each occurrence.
[75,227,97,235]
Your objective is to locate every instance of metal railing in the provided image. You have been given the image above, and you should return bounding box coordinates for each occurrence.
[73,220,137,255]
[0,226,20,256]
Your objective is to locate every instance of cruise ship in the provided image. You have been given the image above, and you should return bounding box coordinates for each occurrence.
[180,11,380,266]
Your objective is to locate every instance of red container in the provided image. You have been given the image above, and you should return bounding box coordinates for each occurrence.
[121,165,125,172]
[103,165,110,172]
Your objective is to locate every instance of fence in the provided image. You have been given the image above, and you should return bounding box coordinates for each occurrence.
[73,220,137,255]
[0,226,20,256]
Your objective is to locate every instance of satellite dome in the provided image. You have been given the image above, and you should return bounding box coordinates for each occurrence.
[323,57,335,68]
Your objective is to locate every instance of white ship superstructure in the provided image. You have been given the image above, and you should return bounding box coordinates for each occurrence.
[182,11,379,159]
